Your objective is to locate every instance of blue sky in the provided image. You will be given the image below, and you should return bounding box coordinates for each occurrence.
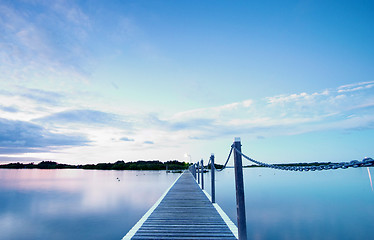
[0,0,373,165]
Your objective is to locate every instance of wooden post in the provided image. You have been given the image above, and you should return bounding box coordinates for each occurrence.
[233,137,247,240]
[195,163,197,180]
[197,162,200,184]
[201,159,204,189]
[211,154,216,203]
[193,164,196,179]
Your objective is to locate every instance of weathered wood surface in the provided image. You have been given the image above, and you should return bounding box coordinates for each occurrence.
[128,171,237,240]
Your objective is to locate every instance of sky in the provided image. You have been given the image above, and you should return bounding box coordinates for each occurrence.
[0,0,373,165]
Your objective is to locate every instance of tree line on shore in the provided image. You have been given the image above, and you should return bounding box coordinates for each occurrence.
[1,160,350,171]
[0,160,189,170]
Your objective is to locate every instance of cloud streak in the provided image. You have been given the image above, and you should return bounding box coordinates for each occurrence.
[17,87,64,105]
[120,137,135,142]
[36,109,129,128]
[0,105,18,113]
[0,0,91,84]
[162,81,374,140]
[0,80,373,162]
[0,118,90,154]
[337,81,374,93]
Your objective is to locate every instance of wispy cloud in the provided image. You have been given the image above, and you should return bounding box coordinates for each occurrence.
[120,137,135,142]
[162,81,374,140]
[0,88,65,121]
[337,80,374,93]
[267,89,329,104]
[50,0,90,28]
[171,98,254,121]
[17,87,64,105]
[0,0,91,83]
[0,118,90,154]
[0,80,373,162]
[146,114,213,131]
[0,105,18,113]
[35,109,129,128]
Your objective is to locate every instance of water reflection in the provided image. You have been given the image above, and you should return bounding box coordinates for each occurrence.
[205,167,374,240]
[3,168,373,240]
[367,167,373,191]
[0,169,179,240]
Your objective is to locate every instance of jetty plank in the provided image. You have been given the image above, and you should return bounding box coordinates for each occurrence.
[123,171,237,240]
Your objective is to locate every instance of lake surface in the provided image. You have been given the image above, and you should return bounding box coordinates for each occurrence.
[0,169,179,240]
[204,167,374,240]
[1,167,373,240]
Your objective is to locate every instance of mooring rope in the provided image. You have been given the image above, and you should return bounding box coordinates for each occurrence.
[233,146,374,171]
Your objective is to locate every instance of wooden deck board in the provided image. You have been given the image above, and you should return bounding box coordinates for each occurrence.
[123,171,237,240]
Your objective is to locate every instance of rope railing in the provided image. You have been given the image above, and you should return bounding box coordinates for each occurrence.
[215,146,233,172]
[206,156,211,169]
[188,137,374,240]
[232,146,374,171]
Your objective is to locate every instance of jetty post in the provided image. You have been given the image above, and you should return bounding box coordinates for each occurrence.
[201,159,204,189]
[210,153,216,203]
[233,137,247,240]
[193,164,196,179]
[197,161,200,184]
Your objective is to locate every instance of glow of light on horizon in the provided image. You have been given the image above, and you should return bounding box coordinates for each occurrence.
[184,153,191,163]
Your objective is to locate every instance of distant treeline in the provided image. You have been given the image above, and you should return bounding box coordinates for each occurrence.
[205,164,224,170]
[1,160,351,171]
[0,160,189,170]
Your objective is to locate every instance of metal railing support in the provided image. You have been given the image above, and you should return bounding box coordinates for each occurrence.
[233,137,247,240]
[210,154,215,203]
[201,159,204,189]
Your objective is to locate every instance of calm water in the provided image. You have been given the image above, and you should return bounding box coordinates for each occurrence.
[205,167,374,240]
[1,168,373,240]
[0,169,180,240]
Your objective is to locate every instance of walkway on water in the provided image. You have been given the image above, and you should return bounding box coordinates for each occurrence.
[123,171,238,240]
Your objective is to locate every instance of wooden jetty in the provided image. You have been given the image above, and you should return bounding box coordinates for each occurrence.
[123,171,238,240]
